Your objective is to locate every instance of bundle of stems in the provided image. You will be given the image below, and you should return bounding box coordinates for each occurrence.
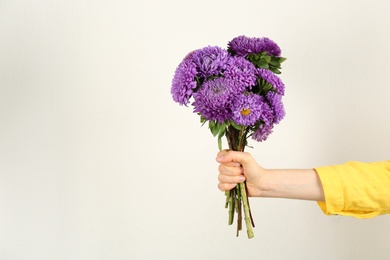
[225,125,255,238]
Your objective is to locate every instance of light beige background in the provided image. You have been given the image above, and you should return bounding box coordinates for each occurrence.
[1,0,390,259]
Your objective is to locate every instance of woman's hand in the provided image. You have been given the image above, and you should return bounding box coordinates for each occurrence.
[216,150,268,197]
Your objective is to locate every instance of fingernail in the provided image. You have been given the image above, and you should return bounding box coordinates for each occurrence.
[239,176,246,182]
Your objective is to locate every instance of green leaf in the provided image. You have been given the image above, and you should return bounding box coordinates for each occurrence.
[256,61,269,69]
[200,115,207,126]
[209,121,227,137]
[263,56,271,63]
[217,126,225,150]
[209,121,219,137]
[262,83,274,93]
[230,120,242,131]
[219,123,226,134]
[277,57,287,63]
[269,60,280,67]
[270,68,281,74]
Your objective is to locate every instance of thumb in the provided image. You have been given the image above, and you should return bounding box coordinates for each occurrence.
[216,150,250,164]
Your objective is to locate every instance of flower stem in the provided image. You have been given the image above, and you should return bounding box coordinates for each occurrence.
[239,182,254,238]
[228,188,235,225]
[225,124,255,238]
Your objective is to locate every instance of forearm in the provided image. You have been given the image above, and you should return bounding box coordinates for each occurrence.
[259,169,325,201]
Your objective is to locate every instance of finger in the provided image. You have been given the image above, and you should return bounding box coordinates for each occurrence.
[222,161,241,167]
[218,164,243,176]
[218,182,237,191]
[215,149,229,162]
[218,173,246,183]
[216,150,251,164]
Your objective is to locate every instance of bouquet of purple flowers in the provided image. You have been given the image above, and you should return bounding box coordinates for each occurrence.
[171,35,286,238]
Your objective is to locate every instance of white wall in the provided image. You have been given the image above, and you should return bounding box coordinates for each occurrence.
[1,0,390,259]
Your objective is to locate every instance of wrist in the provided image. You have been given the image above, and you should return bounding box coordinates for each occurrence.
[246,168,273,197]
[256,169,276,197]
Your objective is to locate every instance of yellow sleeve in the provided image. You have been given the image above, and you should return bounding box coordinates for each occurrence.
[315,160,390,218]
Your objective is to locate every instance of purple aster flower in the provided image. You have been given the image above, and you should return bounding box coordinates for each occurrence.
[266,92,285,124]
[256,68,285,95]
[232,94,274,126]
[192,46,230,78]
[228,35,281,57]
[252,123,274,142]
[224,56,257,91]
[171,59,198,105]
[231,93,262,126]
[193,77,238,122]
